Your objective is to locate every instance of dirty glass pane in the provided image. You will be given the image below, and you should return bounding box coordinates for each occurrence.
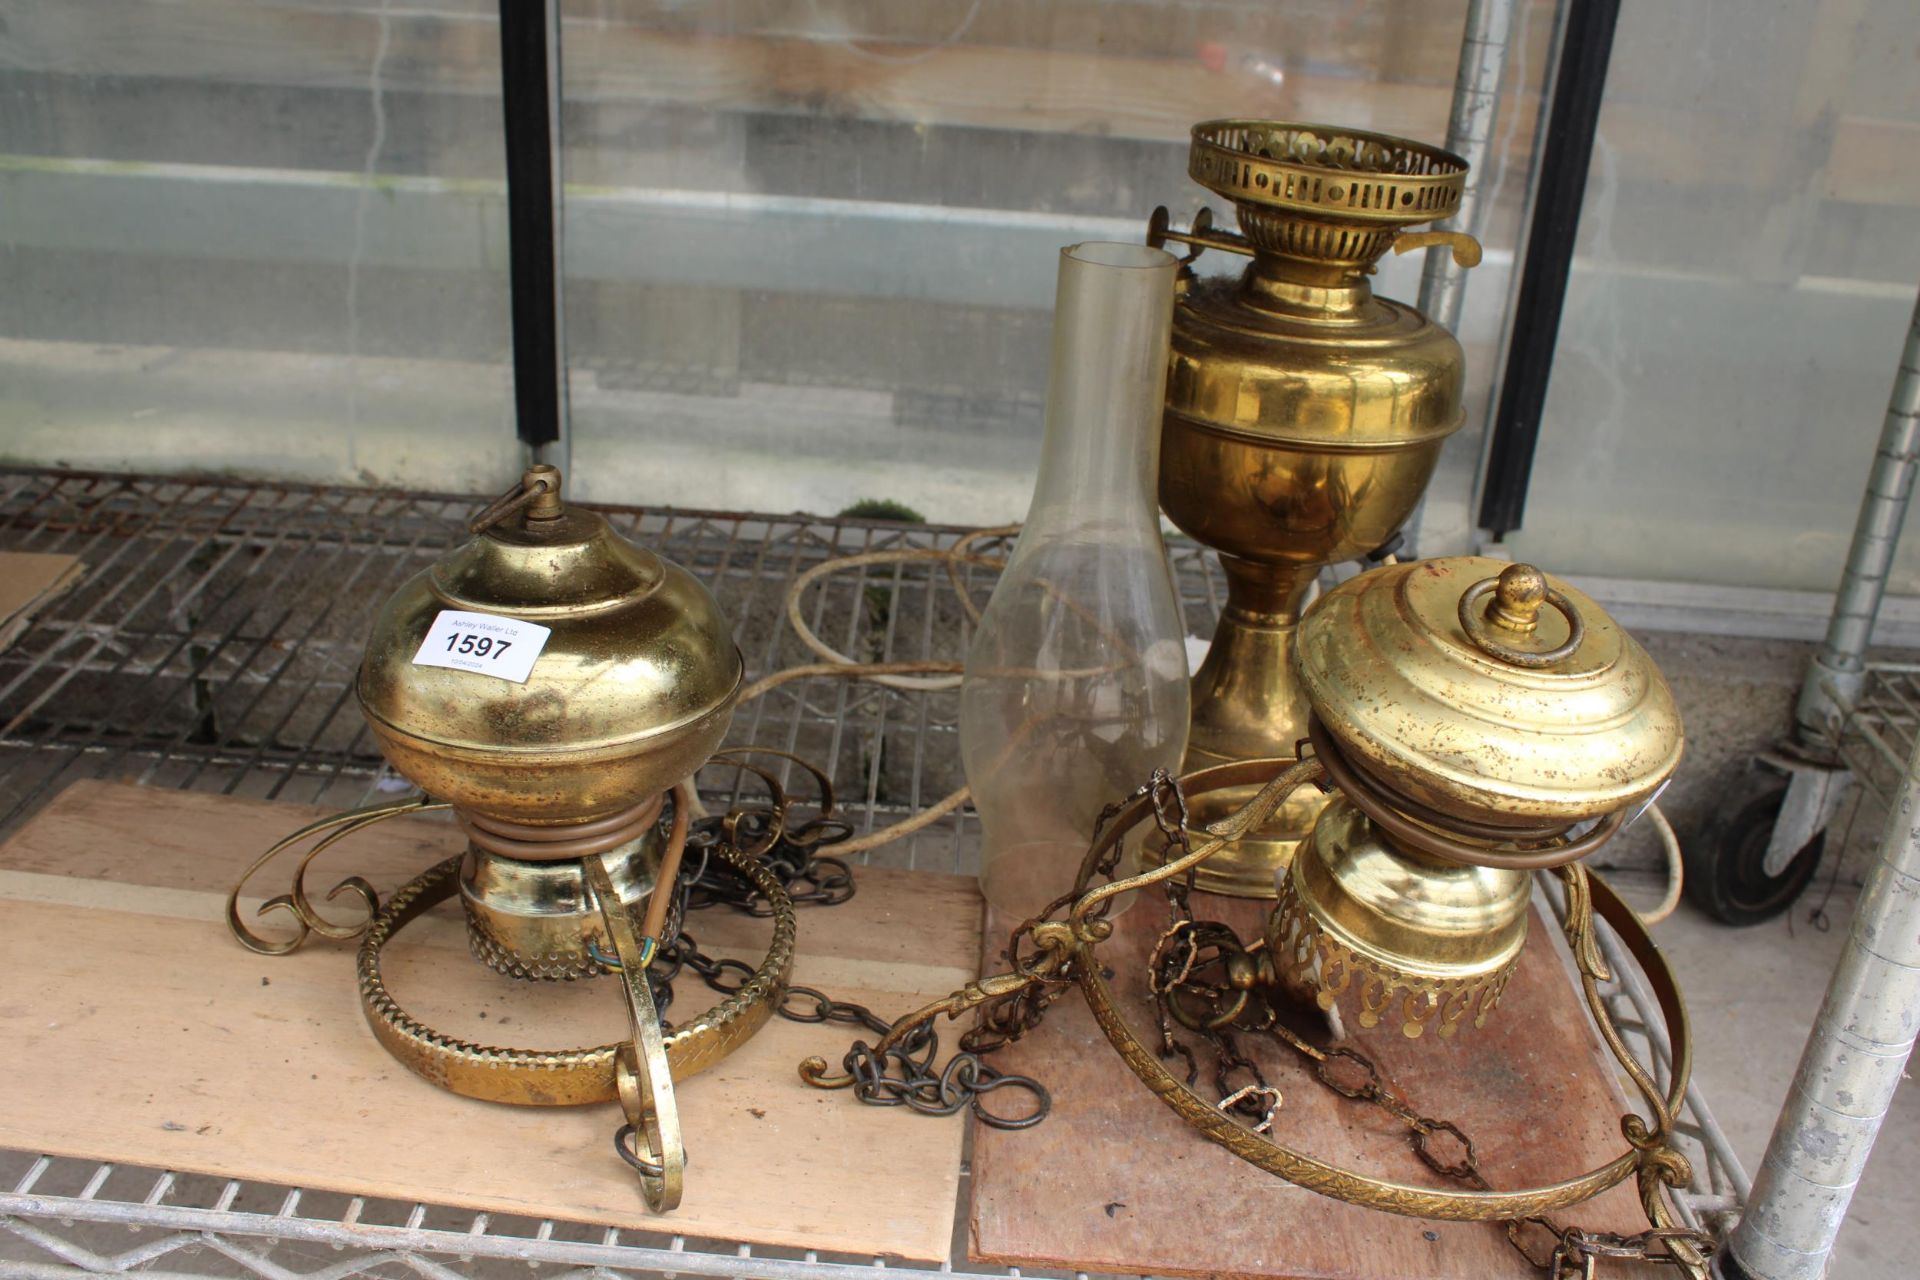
[556,0,1553,529]
[1503,0,1920,593]
[0,1,519,491]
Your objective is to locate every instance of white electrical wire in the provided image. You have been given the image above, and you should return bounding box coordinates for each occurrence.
[1637,803,1684,927]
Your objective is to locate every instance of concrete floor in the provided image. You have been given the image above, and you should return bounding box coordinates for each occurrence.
[1634,871,1920,1278]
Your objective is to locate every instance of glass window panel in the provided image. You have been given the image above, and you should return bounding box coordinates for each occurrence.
[556,0,1550,528]
[1502,0,1920,593]
[0,0,519,490]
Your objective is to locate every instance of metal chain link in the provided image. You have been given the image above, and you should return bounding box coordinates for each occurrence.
[801,774,1199,1126]
[640,804,1051,1129]
[1136,777,1717,1280]
[800,763,1715,1275]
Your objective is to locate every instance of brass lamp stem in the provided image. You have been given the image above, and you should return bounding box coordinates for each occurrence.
[1188,559,1317,768]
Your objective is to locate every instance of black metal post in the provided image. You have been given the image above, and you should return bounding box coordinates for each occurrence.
[1476,0,1622,537]
[498,0,561,449]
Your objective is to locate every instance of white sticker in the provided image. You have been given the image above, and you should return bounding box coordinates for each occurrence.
[411,610,551,684]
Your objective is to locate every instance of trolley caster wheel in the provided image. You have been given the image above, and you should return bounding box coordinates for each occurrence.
[1685,774,1825,926]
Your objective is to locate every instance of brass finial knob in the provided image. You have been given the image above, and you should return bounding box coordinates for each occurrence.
[1457,564,1585,668]
[1488,564,1547,633]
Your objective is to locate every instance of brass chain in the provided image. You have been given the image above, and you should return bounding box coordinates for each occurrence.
[651,807,1052,1129]
[812,766,1715,1279]
[800,774,1188,1124]
[1140,795,1717,1280]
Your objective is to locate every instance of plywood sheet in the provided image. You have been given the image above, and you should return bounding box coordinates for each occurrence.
[969,897,1664,1279]
[0,781,981,1261]
[0,551,82,651]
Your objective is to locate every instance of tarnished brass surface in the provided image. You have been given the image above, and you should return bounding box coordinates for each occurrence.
[1268,795,1527,1038]
[1294,557,1684,826]
[356,465,744,830]
[358,842,795,1106]
[820,758,1697,1232]
[586,853,684,1212]
[1151,121,1473,896]
[459,825,661,981]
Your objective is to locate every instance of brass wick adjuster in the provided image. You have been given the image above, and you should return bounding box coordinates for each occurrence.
[1390,229,1483,268]
[1147,205,1256,265]
[1457,564,1585,668]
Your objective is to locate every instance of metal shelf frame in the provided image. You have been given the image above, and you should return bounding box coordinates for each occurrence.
[0,469,1745,1279]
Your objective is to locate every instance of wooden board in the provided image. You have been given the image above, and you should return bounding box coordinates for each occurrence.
[0,551,82,652]
[0,780,981,1262]
[969,897,1663,1279]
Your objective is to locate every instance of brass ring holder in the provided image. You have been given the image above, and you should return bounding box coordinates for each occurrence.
[1458,573,1586,668]
[1065,761,1693,1226]
[357,845,795,1095]
[228,793,795,1214]
[358,843,794,1211]
[813,755,1702,1271]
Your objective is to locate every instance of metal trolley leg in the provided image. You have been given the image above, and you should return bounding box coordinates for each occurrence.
[1721,729,1920,1278]
[1692,286,1920,924]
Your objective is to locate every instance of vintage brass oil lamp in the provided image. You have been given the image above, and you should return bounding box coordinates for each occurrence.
[1275,557,1683,1038]
[1147,120,1483,897]
[231,465,792,1212]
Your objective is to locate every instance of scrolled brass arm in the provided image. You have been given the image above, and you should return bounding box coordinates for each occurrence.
[225,794,450,955]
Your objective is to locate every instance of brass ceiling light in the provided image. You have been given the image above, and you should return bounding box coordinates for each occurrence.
[1278,558,1684,1037]
[1148,120,1484,899]
[810,552,1712,1274]
[230,466,793,1211]
[814,553,1705,1271]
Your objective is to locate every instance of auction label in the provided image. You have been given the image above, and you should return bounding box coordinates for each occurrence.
[411,609,550,683]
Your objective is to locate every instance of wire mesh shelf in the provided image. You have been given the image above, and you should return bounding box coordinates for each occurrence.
[1834,663,1920,812]
[0,468,1744,1278]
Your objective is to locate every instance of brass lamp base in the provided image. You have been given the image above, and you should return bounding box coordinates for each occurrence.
[1172,768,1323,896]
[1150,121,1477,897]
[1150,559,1324,896]
[1267,796,1527,1038]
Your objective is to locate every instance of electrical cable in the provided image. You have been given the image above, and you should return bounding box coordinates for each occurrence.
[740,529,1020,855]
[759,531,1693,904]
[1637,803,1683,927]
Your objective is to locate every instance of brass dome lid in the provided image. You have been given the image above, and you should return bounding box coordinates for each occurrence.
[357,466,743,826]
[1292,557,1682,824]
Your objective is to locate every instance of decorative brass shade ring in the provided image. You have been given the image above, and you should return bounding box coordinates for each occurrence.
[356,839,795,1210]
[1188,120,1467,206]
[357,844,795,1100]
[1064,760,1698,1228]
